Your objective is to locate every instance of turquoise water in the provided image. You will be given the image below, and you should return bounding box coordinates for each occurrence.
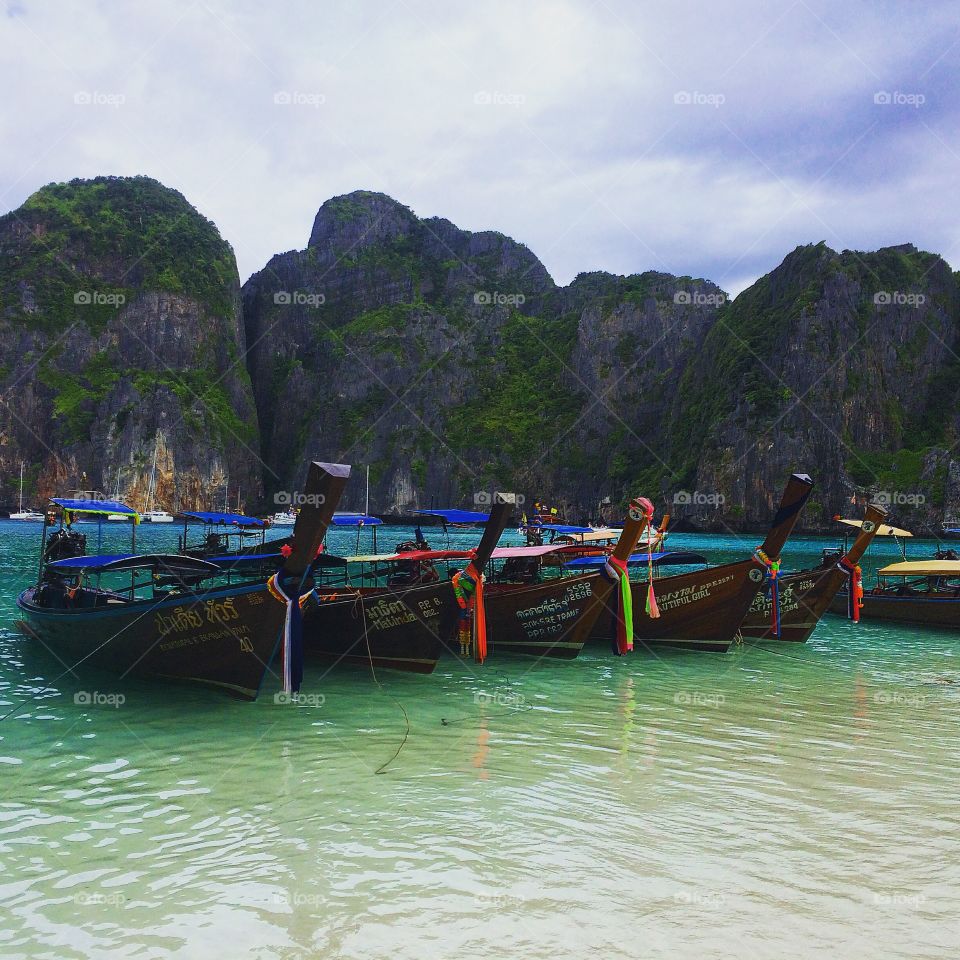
[1,522,957,959]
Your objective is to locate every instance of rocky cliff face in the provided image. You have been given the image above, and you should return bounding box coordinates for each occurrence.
[242,191,560,514]
[245,191,960,532]
[0,176,260,512]
[4,179,958,533]
[673,242,960,530]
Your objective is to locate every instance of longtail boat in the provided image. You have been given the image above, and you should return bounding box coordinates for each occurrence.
[827,556,960,628]
[299,501,512,673]
[589,473,815,652]
[740,503,888,642]
[479,499,652,659]
[15,462,349,699]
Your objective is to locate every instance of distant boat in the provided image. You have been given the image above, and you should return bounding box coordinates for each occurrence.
[142,510,175,523]
[269,511,297,526]
[941,521,960,540]
[141,437,173,523]
[9,463,44,522]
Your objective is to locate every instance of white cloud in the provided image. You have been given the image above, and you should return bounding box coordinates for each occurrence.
[1,0,956,290]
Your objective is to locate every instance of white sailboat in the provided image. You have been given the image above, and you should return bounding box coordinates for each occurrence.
[141,439,173,522]
[106,464,129,521]
[9,463,44,521]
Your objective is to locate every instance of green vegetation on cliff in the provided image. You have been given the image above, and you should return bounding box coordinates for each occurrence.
[0,176,236,329]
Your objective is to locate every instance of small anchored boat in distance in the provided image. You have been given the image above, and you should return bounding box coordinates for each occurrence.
[15,462,350,699]
[827,555,960,629]
[8,462,44,522]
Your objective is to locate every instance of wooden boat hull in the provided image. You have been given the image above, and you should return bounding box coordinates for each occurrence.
[484,574,609,659]
[740,566,841,642]
[302,582,459,673]
[15,582,283,699]
[589,558,766,653]
[828,589,960,628]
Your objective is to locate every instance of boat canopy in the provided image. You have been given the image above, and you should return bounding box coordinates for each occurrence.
[47,553,220,574]
[572,527,622,542]
[345,549,473,563]
[835,517,913,537]
[179,511,266,527]
[564,551,708,568]
[415,509,489,524]
[878,560,960,577]
[523,523,593,534]
[52,498,139,522]
[491,545,568,559]
[331,513,382,526]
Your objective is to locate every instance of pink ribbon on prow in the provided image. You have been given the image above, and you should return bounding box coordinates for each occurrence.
[635,496,660,619]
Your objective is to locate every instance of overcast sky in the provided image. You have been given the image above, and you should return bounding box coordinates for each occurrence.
[1,0,956,295]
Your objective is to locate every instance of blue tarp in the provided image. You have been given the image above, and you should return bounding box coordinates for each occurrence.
[331,513,382,526]
[563,551,707,568]
[524,523,593,533]
[180,511,266,527]
[416,509,489,523]
[47,553,220,574]
[52,498,138,518]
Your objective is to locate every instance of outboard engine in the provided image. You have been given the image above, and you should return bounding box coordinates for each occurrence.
[43,528,87,564]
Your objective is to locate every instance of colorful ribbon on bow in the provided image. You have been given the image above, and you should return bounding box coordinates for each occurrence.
[452,562,486,663]
[636,497,660,619]
[753,547,781,638]
[602,554,633,655]
[837,556,863,622]
[267,570,310,694]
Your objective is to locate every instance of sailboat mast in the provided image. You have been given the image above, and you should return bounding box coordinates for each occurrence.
[18,461,24,513]
[148,440,158,512]
[365,464,370,516]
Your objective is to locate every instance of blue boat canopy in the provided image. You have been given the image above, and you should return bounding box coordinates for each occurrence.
[526,523,593,534]
[180,511,266,528]
[331,513,382,526]
[52,498,139,521]
[563,551,708,568]
[415,509,490,523]
[47,553,221,574]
